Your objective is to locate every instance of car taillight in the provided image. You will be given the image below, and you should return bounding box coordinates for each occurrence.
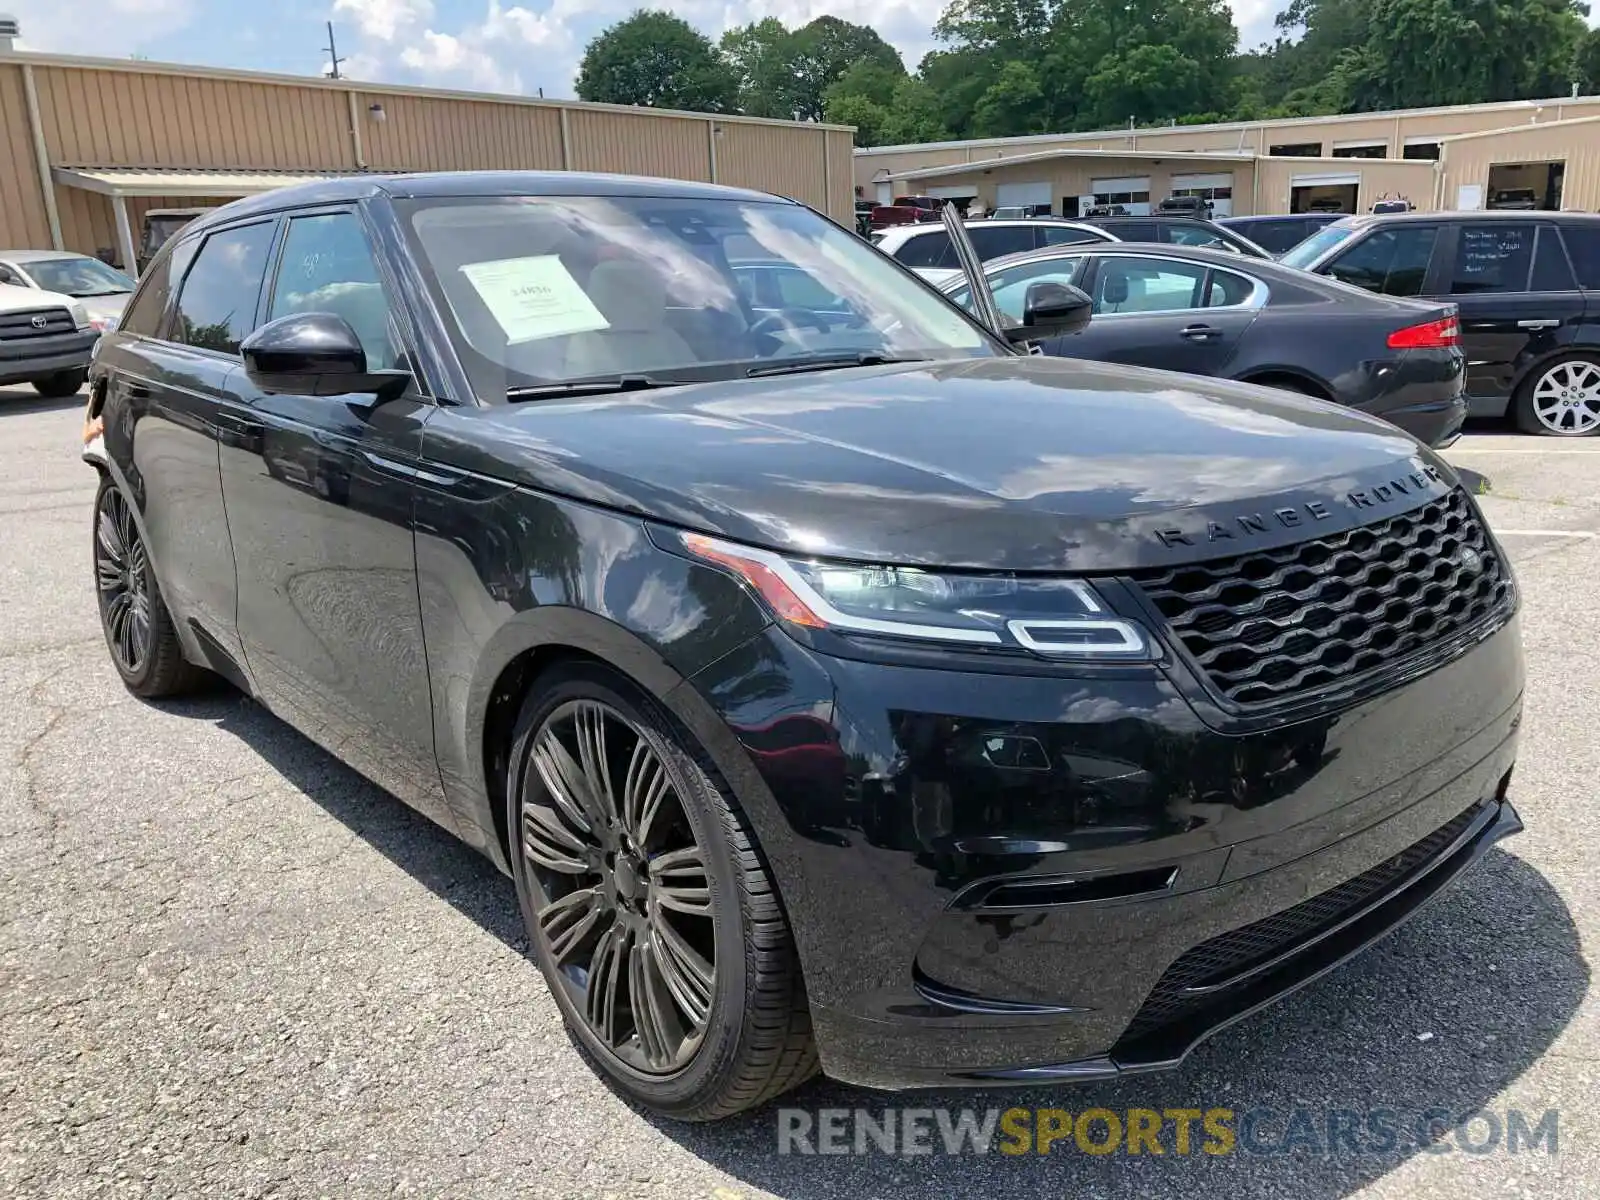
[1388,315,1460,349]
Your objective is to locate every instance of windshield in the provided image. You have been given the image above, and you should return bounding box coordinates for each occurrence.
[24,256,134,297]
[400,195,999,396]
[1279,222,1357,270]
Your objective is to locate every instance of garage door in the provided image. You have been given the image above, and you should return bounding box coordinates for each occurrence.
[1090,176,1152,216]
[1290,172,1360,189]
[1171,172,1235,218]
[995,181,1052,211]
[928,185,977,200]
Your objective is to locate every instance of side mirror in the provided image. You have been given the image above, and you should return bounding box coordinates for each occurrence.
[240,312,410,400]
[1005,282,1093,342]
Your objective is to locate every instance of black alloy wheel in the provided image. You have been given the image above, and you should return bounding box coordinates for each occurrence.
[507,664,817,1120]
[92,476,211,698]
[523,697,716,1073]
[95,482,153,676]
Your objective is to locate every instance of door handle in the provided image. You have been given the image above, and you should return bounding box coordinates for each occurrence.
[1517,319,1561,330]
[1180,324,1222,340]
[215,411,264,435]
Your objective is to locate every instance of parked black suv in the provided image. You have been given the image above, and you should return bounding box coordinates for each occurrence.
[1283,210,1600,435]
[1081,214,1271,258]
[84,174,1523,1121]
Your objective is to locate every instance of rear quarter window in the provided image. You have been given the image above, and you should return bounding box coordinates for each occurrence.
[1558,224,1600,289]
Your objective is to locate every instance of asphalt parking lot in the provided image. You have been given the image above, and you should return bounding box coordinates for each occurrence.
[2,382,1597,1199]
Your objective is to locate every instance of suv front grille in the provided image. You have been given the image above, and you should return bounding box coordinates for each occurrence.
[1131,490,1511,708]
[0,307,75,340]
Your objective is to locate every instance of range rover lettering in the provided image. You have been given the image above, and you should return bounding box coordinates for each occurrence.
[85,176,1523,1121]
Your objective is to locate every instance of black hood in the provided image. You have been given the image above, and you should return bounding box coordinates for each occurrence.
[435,356,1457,572]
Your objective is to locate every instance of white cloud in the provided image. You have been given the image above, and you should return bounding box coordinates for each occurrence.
[334,0,436,41]
[8,0,195,57]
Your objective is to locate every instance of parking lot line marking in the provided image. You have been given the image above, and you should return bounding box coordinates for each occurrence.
[1490,530,1598,538]
[1447,447,1600,454]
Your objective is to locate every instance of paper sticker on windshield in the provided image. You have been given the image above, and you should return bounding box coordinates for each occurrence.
[459,255,608,343]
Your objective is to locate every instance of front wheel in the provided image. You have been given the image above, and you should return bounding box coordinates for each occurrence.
[1515,355,1600,436]
[506,663,817,1121]
[33,369,86,398]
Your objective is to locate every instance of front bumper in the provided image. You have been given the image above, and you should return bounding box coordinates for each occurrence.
[0,330,96,384]
[690,610,1523,1091]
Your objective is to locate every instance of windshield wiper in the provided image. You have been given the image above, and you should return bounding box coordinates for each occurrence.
[746,353,929,378]
[505,374,685,401]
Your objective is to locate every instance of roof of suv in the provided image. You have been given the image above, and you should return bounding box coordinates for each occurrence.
[177,171,791,237]
[1333,209,1600,230]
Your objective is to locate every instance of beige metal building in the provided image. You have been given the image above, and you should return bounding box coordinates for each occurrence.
[857,95,1600,218]
[0,50,855,271]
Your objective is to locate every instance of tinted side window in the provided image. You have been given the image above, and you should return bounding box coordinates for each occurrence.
[173,222,276,355]
[1094,257,1207,314]
[1113,222,1159,241]
[893,231,952,270]
[268,212,399,370]
[1039,225,1101,247]
[1531,225,1577,291]
[1558,224,1600,289]
[1448,223,1535,294]
[1326,226,1437,297]
[968,225,1036,260]
[1207,270,1257,307]
[119,245,183,338]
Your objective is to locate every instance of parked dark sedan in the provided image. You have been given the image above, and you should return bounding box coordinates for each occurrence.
[85,173,1521,1122]
[941,242,1467,446]
[1281,210,1600,435]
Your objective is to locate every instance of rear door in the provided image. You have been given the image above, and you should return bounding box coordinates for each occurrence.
[1435,220,1586,416]
[99,221,278,679]
[1316,222,1441,300]
[218,205,454,831]
[1040,252,1262,375]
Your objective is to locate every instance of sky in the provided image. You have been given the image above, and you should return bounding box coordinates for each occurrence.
[6,0,1598,102]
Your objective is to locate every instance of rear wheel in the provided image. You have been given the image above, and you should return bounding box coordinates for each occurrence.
[93,477,210,697]
[33,369,86,398]
[1515,355,1600,436]
[506,663,816,1121]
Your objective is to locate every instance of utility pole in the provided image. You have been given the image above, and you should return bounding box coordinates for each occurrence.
[323,21,345,80]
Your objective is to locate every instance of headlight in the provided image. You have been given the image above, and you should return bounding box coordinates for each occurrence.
[679,532,1153,660]
[70,303,91,330]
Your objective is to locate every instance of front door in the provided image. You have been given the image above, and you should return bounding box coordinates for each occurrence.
[1435,221,1587,415]
[217,207,453,830]
[1042,253,1260,375]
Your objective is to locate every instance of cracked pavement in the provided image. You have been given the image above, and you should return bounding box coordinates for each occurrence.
[2,382,1597,1198]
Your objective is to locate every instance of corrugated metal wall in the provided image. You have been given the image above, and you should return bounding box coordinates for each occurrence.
[0,65,49,251]
[1254,157,1439,213]
[1440,119,1600,210]
[854,97,1600,189]
[0,53,854,256]
[56,193,235,263]
[357,91,564,173]
[32,65,350,170]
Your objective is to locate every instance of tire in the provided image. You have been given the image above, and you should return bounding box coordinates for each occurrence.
[32,369,87,398]
[506,662,817,1121]
[1514,355,1600,436]
[92,475,212,698]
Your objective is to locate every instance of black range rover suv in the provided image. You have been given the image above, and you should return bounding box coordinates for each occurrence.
[83,175,1523,1120]
[1283,209,1600,435]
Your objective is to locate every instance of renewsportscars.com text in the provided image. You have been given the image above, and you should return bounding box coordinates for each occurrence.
[776,1106,1559,1158]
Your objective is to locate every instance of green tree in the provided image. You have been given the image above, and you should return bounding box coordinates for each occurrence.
[1579,28,1600,92]
[720,18,799,118]
[789,16,906,122]
[970,61,1046,136]
[575,10,739,112]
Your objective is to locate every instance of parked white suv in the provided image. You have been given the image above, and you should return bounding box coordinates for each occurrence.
[0,281,98,397]
[873,219,1118,285]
